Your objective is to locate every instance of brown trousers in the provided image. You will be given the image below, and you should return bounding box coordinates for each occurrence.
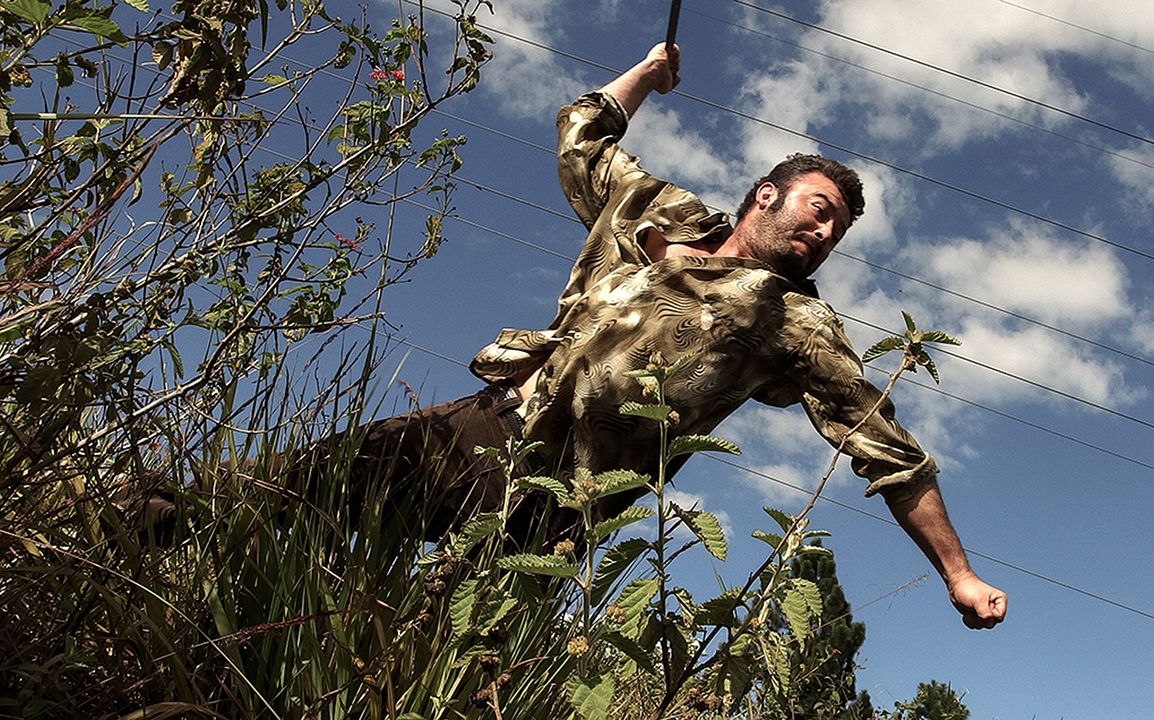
[123,385,565,548]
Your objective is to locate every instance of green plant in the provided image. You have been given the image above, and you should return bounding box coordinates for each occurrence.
[0,0,494,715]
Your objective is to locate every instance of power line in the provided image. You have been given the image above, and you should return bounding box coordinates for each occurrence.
[997,0,1154,56]
[733,0,1154,148]
[843,313,1154,432]
[685,4,1154,173]
[437,7,1154,264]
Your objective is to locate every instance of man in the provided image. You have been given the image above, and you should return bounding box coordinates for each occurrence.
[336,43,1005,630]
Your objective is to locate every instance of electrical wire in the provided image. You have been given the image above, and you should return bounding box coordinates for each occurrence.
[732,0,1154,148]
[420,3,1154,264]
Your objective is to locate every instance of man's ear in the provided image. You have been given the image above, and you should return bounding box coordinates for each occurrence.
[756,182,778,210]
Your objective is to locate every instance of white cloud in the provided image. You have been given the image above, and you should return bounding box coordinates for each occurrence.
[788,0,1154,151]
[622,104,732,193]
[1108,142,1154,213]
[917,226,1130,329]
[467,0,587,118]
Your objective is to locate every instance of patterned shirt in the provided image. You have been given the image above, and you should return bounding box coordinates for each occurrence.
[471,91,937,503]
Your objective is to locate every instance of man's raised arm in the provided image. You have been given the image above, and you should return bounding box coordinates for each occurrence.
[599,43,681,117]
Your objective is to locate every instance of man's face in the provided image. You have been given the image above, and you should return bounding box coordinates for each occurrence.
[745,172,851,280]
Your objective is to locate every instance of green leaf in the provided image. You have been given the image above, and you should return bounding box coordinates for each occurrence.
[55,59,74,88]
[762,506,794,534]
[619,401,670,422]
[780,577,822,644]
[592,538,648,605]
[568,674,615,720]
[667,433,741,459]
[516,475,571,504]
[449,579,478,638]
[70,15,127,44]
[918,351,941,383]
[497,553,579,578]
[259,73,289,86]
[615,576,660,639]
[902,309,917,335]
[476,594,518,634]
[670,504,727,560]
[602,632,657,676]
[450,512,501,555]
[920,330,961,346]
[593,506,653,541]
[2,0,51,24]
[751,529,783,549]
[694,588,744,625]
[862,335,905,363]
[122,0,149,11]
[716,633,755,704]
[151,42,173,71]
[593,469,649,498]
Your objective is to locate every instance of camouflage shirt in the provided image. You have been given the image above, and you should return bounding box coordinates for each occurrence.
[471,91,936,502]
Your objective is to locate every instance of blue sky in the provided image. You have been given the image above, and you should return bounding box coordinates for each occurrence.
[360,0,1154,716]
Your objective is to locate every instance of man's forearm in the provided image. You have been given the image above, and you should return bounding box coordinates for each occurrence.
[885,478,974,585]
[599,43,679,118]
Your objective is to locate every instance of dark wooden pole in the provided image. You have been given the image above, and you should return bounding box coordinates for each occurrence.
[665,0,682,52]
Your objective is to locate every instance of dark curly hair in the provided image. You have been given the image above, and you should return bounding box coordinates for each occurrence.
[734,153,865,225]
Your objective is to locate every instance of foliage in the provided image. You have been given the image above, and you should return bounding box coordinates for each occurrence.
[862,311,961,384]
[0,0,493,715]
[885,681,971,720]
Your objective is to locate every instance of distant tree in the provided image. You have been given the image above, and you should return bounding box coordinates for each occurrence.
[887,680,971,720]
[780,539,875,719]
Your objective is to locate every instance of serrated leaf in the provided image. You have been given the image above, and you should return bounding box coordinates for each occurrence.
[665,618,691,677]
[915,350,941,383]
[666,353,697,377]
[751,529,783,549]
[592,538,649,605]
[516,475,571,503]
[670,504,727,560]
[69,15,127,44]
[695,588,744,626]
[762,507,794,534]
[2,0,50,24]
[619,401,670,422]
[151,42,173,70]
[450,512,500,555]
[593,506,653,541]
[498,553,579,577]
[594,469,649,498]
[862,335,905,363]
[631,374,659,396]
[920,330,961,346]
[568,674,615,720]
[602,632,657,676]
[902,309,917,335]
[667,434,741,459]
[780,578,822,644]
[122,0,149,11]
[615,576,660,639]
[716,632,754,704]
[477,595,518,634]
[449,579,478,638]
